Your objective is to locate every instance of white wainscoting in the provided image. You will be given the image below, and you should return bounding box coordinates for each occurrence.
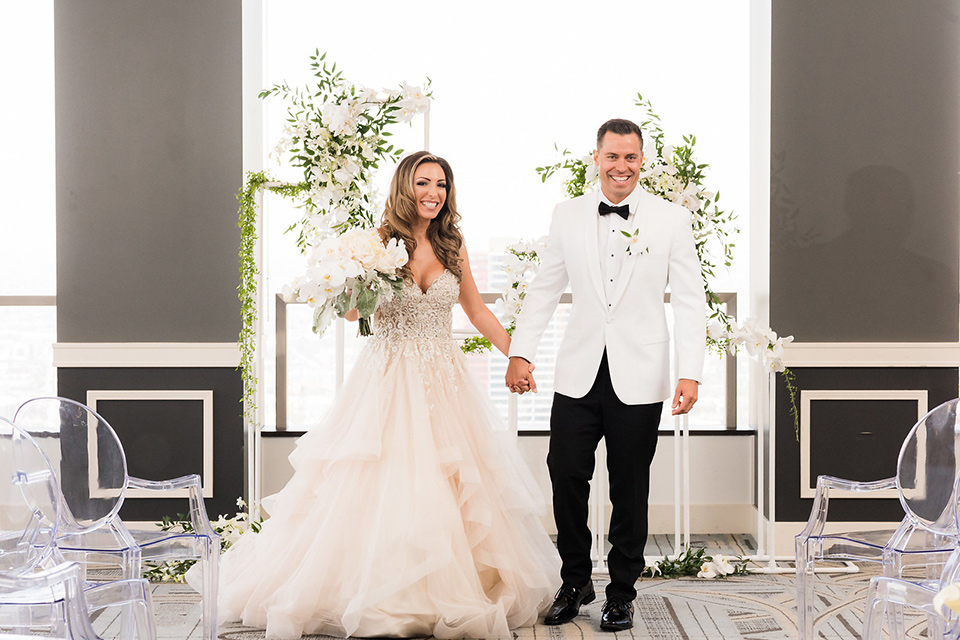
[783,342,960,367]
[53,342,240,367]
[261,433,757,536]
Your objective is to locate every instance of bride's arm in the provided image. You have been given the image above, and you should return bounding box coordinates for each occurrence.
[458,247,511,357]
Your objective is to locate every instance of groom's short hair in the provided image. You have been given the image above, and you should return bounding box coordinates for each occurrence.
[597,119,644,149]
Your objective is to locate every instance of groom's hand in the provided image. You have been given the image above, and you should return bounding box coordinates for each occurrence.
[671,378,699,415]
[506,357,537,394]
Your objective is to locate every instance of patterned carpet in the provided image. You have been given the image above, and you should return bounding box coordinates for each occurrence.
[212,567,914,640]
[87,535,933,639]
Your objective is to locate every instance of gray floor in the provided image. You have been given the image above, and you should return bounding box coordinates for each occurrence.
[89,534,927,639]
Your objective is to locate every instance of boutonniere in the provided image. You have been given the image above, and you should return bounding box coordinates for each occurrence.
[621,229,649,256]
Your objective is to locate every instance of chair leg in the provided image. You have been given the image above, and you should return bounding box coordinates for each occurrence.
[201,540,220,640]
[134,580,158,640]
[887,602,905,640]
[863,578,887,640]
[796,540,816,640]
[119,548,144,640]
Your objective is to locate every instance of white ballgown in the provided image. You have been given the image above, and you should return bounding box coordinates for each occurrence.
[216,270,561,639]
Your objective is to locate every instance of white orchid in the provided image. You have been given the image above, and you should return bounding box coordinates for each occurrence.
[697,562,718,579]
[396,82,430,122]
[306,263,347,292]
[280,277,306,303]
[582,154,599,183]
[675,183,701,212]
[724,317,794,374]
[296,280,325,306]
[935,583,960,618]
[376,236,409,274]
[706,319,728,342]
[501,254,528,276]
[711,555,737,576]
[321,102,358,137]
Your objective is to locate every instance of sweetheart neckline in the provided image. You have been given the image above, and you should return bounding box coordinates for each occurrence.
[411,268,449,295]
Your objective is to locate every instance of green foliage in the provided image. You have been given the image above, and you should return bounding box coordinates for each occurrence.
[238,52,428,423]
[237,172,309,426]
[782,367,800,440]
[461,335,494,355]
[535,145,592,199]
[143,502,263,583]
[460,325,513,356]
[259,49,429,240]
[641,547,750,579]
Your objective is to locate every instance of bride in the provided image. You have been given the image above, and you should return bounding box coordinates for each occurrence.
[214,151,561,639]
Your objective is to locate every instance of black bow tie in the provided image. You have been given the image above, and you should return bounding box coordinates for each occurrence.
[599,201,629,220]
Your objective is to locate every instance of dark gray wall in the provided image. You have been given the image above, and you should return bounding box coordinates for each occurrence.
[770,1,960,522]
[771,0,959,342]
[56,0,242,342]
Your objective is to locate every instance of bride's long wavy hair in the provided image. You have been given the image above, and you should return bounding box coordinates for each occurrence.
[381,151,463,281]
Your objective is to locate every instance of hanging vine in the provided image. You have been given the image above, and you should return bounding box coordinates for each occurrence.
[237,171,309,425]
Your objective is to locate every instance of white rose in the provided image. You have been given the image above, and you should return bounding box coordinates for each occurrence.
[339,228,383,271]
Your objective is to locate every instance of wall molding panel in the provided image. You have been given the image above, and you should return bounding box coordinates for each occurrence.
[53,342,240,368]
[798,389,928,499]
[86,389,215,498]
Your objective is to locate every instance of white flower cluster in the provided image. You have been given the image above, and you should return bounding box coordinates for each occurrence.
[271,80,429,238]
[215,497,260,550]
[708,317,794,373]
[145,497,261,583]
[697,554,738,578]
[638,145,715,216]
[281,228,408,337]
[495,237,547,326]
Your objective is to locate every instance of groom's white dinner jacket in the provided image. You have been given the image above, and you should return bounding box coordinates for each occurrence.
[509,186,706,405]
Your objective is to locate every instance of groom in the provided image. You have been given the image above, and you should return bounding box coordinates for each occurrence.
[506,118,705,631]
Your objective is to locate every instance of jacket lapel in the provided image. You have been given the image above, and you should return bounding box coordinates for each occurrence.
[583,191,607,308]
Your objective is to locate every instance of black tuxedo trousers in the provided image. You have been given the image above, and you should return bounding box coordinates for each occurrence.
[548,350,662,601]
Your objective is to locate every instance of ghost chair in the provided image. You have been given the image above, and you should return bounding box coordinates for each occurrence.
[0,417,155,639]
[13,397,219,640]
[862,475,960,640]
[796,397,960,640]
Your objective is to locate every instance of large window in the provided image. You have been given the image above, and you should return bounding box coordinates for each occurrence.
[0,1,56,418]
[259,1,751,430]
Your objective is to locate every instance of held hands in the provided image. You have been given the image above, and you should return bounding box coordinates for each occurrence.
[505,357,537,395]
[671,378,699,415]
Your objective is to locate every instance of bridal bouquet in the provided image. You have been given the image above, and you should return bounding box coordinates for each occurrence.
[281,228,408,338]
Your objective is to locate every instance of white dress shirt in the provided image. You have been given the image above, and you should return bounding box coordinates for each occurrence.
[598,186,643,307]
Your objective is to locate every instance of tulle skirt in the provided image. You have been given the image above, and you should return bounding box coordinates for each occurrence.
[215,337,561,638]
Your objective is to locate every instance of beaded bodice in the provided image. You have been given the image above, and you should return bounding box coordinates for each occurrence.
[372,269,459,345]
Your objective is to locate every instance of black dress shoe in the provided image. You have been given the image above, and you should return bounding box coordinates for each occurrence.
[544,582,596,625]
[600,597,634,631]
